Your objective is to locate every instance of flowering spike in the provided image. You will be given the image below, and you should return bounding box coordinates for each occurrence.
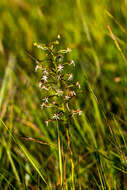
[34,37,82,125]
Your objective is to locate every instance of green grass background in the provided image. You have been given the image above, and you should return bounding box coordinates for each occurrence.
[0,0,127,189]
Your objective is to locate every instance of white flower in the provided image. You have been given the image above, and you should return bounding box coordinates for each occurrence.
[67,47,72,52]
[72,109,82,116]
[78,110,82,115]
[71,60,75,66]
[45,119,52,126]
[58,64,64,72]
[41,85,49,90]
[57,34,61,39]
[43,69,48,75]
[68,91,76,97]
[53,113,59,120]
[65,96,71,101]
[68,74,73,81]
[38,82,42,88]
[43,97,48,103]
[72,91,76,96]
[41,75,48,82]
[76,81,81,89]
[35,65,42,71]
[45,120,49,126]
[41,103,47,109]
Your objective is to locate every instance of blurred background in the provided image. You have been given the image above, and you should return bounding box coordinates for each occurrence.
[0,0,127,189]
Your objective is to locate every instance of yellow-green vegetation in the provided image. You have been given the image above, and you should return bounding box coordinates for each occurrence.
[0,0,127,189]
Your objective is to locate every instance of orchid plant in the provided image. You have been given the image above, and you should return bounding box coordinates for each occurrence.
[34,36,81,126]
[34,35,82,188]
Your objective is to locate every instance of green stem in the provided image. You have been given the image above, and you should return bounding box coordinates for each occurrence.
[66,127,75,190]
[57,121,63,189]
